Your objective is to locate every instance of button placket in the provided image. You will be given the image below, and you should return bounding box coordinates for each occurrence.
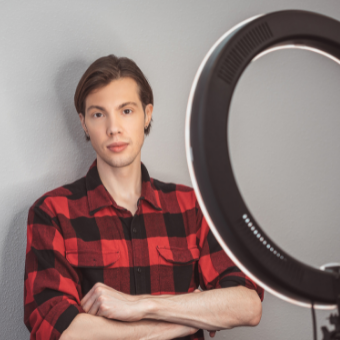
[131,198,147,294]
[131,215,139,293]
[131,196,143,237]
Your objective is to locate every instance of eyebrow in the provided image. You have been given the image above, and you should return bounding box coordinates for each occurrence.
[87,105,105,112]
[86,102,138,113]
[117,102,138,110]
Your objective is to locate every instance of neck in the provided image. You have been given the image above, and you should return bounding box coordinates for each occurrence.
[96,155,142,209]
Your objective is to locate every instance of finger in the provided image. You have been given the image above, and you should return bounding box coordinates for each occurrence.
[193,289,201,293]
[82,284,106,312]
[81,282,102,306]
[80,291,91,309]
[81,289,97,312]
[81,282,111,303]
[209,331,216,337]
[87,295,103,316]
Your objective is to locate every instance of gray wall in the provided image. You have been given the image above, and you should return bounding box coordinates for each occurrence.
[1,1,339,339]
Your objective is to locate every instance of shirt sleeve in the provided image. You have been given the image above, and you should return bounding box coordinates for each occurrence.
[24,197,85,340]
[196,200,264,301]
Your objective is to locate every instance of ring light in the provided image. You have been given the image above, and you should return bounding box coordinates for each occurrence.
[185,10,340,309]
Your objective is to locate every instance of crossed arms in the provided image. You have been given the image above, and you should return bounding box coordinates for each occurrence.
[60,282,262,340]
[25,200,263,340]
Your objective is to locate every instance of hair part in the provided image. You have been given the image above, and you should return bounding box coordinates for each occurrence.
[74,54,154,140]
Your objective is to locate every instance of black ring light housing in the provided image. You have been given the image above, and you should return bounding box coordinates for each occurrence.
[185,10,340,308]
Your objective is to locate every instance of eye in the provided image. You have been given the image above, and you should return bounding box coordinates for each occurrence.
[93,112,103,118]
[123,109,132,115]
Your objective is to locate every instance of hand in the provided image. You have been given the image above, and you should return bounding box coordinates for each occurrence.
[193,289,218,338]
[80,282,144,321]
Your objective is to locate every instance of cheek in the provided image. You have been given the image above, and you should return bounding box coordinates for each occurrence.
[130,120,145,141]
[89,128,106,146]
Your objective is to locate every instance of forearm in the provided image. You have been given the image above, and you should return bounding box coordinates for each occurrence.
[60,312,197,340]
[143,286,262,331]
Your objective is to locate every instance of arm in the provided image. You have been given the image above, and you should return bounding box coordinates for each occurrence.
[60,313,198,340]
[141,285,262,331]
[79,198,264,332]
[24,202,85,340]
[80,283,261,332]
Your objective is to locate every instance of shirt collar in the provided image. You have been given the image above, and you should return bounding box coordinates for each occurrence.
[140,161,162,211]
[86,159,162,215]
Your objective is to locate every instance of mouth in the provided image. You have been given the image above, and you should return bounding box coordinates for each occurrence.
[107,142,129,153]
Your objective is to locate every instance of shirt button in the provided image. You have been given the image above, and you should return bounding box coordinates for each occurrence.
[133,228,137,234]
[137,267,142,273]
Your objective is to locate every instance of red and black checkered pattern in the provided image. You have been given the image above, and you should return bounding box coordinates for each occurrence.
[24,160,264,340]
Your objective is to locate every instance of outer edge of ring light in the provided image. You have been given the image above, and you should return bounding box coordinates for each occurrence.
[185,13,337,310]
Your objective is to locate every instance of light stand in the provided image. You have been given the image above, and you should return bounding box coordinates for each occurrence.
[322,266,340,340]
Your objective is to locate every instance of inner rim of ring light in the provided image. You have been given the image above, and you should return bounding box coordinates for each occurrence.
[230,43,340,292]
[252,44,340,64]
[230,42,340,272]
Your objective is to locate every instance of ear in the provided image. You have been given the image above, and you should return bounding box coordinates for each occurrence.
[78,113,88,133]
[144,104,153,126]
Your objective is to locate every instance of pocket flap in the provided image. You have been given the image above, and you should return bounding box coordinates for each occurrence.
[157,246,200,264]
[66,250,120,268]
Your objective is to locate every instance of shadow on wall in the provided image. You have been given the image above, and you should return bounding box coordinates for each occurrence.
[0,59,97,339]
[1,172,66,339]
[54,58,96,176]
[0,205,33,339]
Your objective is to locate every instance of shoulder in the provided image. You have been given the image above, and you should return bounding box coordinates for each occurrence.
[151,177,192,193]
[29,176,87,213]
[151,177,198,211]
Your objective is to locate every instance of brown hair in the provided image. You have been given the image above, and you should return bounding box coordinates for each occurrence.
[74,54,154,140]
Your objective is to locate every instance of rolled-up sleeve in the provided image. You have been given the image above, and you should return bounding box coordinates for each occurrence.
[24,199,85,340]
[196,200,264,301]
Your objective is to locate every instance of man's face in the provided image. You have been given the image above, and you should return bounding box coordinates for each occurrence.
[79,77,153,169]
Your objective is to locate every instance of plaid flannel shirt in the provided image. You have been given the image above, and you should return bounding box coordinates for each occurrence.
[24,160,264,340]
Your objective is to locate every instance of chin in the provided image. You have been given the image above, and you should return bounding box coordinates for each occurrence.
[103,154,138,169]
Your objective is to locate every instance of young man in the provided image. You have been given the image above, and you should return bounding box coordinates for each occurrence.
[24,55,264,340]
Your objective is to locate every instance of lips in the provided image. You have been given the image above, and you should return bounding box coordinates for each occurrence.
[107,142,128,153]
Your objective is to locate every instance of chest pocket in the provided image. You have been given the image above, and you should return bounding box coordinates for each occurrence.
[157,246,199,294]
[66,250,120,296]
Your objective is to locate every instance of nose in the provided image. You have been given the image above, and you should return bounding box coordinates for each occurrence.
[106,112,122,136]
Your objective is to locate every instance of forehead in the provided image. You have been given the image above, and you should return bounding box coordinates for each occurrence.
[86,77,141,107]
